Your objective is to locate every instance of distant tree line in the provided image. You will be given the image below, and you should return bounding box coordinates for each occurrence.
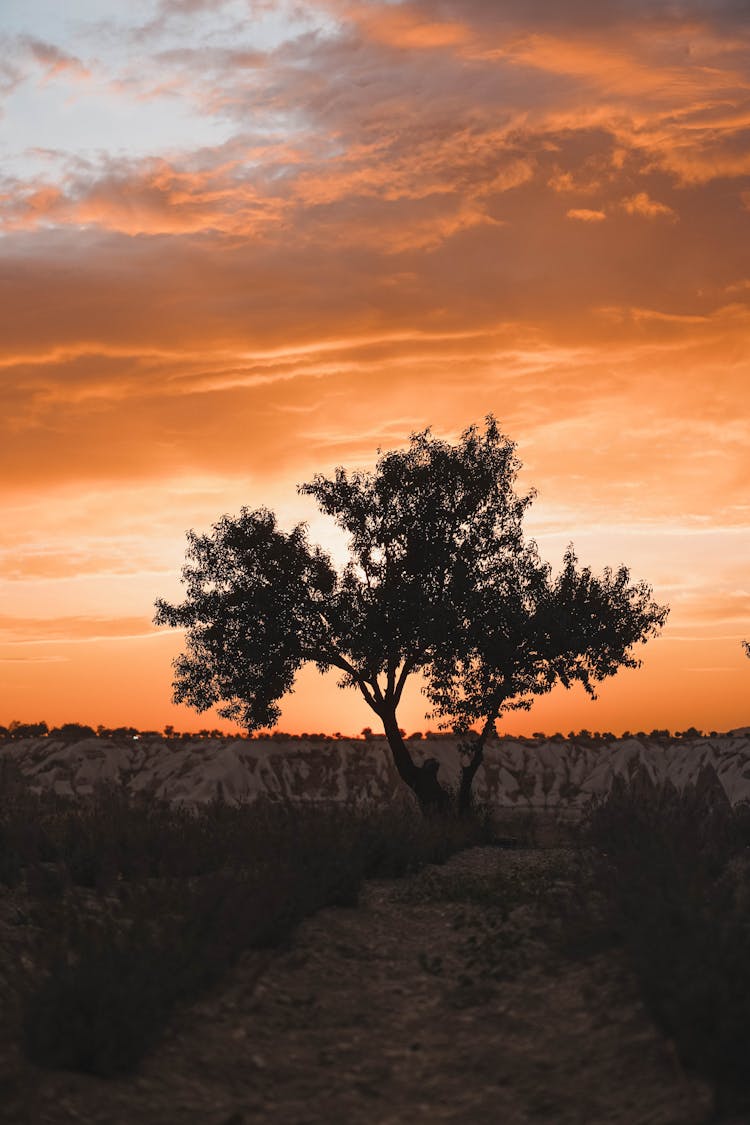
[0,720,731,743]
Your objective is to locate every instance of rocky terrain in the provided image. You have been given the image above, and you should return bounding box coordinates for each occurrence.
[2,731,750,810]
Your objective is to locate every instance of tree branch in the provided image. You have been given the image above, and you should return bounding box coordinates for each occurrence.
[394,654,420,706]
[386,656,396,701]
[356,679,380,713]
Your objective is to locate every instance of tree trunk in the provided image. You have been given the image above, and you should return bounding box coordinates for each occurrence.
[381,710,451,812]
[458,737,484,817]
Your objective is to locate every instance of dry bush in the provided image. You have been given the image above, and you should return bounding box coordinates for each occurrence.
[577,772,750,1117]
[8,788,492,1076]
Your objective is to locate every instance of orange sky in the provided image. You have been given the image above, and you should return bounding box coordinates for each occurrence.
[1,0,749,736]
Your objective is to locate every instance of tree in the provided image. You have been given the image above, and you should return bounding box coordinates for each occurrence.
[426,543,669,811]
[7,720,49,740]
[155,417,668,812]
[48,722,97,741]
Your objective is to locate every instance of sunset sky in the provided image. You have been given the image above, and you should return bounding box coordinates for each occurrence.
[1,0,749,736]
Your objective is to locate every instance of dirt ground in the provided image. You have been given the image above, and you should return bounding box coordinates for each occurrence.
[1,846,717,1125]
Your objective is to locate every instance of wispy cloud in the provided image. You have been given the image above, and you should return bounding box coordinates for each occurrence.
[0,0,748,732]
[0,615,161,643]
[621,192,677,220]
[22,37,91,83]
[567,207,607,221]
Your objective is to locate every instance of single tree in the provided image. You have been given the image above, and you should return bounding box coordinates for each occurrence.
[155,418,668,811]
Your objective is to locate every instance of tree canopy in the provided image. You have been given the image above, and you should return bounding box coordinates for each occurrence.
[155,417,669,810]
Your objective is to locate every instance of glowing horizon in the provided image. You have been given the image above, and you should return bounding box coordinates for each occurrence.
[1,0,749,736]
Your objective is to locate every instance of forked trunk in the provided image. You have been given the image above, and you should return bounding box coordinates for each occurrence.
[381,710,451,812]
[458,717,497,816]
[458,738,484,816]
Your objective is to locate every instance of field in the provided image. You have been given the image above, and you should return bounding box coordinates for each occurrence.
[1,738,749,1123]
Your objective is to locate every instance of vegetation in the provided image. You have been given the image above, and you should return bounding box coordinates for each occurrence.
[4,723,732,744]
[572,776,750,1117]
[155,417,668,811]
[0,762,493,1077]
[4,743,750,1117]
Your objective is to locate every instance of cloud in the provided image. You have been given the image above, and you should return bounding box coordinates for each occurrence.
[21,37,91,83]
[0,615,158,643]
[0,157,289,236]
[0,58,23,98]
[672,590,750,625]
[0,542,172,581]
[566,207,607,221]
[124,0,238,43]
[622,192,677,219]
[0,0,748,733]
[330,5,472,51]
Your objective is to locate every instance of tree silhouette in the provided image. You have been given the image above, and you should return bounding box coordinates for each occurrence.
[427,544,669,810]
[155,418,668,811]
[4,720,48,740]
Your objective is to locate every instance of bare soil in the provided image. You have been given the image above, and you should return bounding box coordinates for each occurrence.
[1,847,715,1125]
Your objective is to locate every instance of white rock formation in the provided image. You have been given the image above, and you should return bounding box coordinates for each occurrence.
[2,733,750,811]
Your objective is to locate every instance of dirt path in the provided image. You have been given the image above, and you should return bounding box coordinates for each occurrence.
[2,848,714,1125]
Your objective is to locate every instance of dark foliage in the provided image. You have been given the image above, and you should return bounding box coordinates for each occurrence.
[3,720,49,740]
[154,507,336,731]
[155,418,668,811]
[47,723,98,741]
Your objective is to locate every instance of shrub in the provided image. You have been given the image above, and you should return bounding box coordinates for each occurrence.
[580,773,750,1116]
[18,793,492,1076]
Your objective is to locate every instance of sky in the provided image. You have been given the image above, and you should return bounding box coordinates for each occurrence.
[1,0,749,737]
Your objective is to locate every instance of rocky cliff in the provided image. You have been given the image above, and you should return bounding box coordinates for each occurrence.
[3,733,750,810]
